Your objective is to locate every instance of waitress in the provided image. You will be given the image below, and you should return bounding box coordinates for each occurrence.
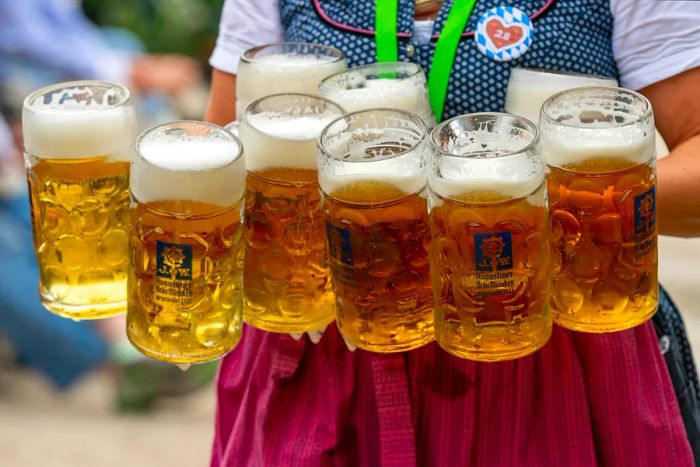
[206,0,700,465]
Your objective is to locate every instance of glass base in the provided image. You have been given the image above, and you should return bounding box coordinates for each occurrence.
[126,331,241,365]
[41,297,126,320]
[437,329,551,362]
[243,311,335,334]
[338,326,436,353]
[554,304,658,333]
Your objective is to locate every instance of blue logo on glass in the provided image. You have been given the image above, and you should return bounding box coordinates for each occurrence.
[326,223,353,266]
[634,186,656,236]
[474,231,513,272]
[156,241,193,280]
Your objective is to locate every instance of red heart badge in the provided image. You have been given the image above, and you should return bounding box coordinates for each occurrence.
[485,18,524,50]
[475,6,534,61]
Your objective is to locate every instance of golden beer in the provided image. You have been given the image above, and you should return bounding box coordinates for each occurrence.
[243,168,334,331]
[428,113,551,361]
[323,180,433,352]
[319,109,434,352]
[239,94,344,333]
[541,87,658,332]
[23,81,136,319]
[430,189,550,360]
[127,121,245,363]
[548,157,658,332]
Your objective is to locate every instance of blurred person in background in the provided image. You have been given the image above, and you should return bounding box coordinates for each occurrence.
[0,0,203,120]
[0,0,215,409]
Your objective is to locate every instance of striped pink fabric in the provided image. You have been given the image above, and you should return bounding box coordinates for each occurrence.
[211,321,693,466]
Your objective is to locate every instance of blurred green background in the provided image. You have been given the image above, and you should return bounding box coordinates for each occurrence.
[83,0,224,62]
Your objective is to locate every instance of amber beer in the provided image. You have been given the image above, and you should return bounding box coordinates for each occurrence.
[238,94,343,332]
[428,113,551,361]
[541,87,658,332]
[22,81,136,319]
[127,121,245,363]
[318,109,434,352]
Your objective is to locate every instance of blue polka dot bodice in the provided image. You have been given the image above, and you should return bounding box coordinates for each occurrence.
[280,0,618,120]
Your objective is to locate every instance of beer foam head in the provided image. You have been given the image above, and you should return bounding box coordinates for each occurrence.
[236,43,347,115]
[132,121,245,206]
[540,87,655,167]
[22,81,136,160]
[505,68,618,124]
[239,94,344,172]
[252,53,339,67]
[428,113,544,200]
[319,63,435,125]
[318,109,428,195]
[242,43,345,68]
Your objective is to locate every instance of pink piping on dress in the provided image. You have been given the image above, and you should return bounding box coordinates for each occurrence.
[312,0,556,39]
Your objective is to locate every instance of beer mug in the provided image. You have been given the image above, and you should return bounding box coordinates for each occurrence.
[541,87,658,332]
[22,81,136,319]
[236,42,347,117]
[319,62,435,126]
[429,113,551,361]
[238,94,344,332]
[127,121,245,363]
[505,68,670,157]
[505,68,617,124]
[318,109,434,352]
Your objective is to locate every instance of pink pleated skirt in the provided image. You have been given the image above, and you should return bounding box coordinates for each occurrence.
[211,321,692,466]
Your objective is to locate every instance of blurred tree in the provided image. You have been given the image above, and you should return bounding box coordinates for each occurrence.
[82,0,224,62]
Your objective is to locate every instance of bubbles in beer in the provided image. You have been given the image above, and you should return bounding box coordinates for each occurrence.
[238,95,343,333]
[128,199,244,363]
[430,186,551,361]
[324,180,434,352]
[548,157,658,331]
[22,82,136,318]
[127,122,244,363]
[243,167,336,332]
[29,158,131,318]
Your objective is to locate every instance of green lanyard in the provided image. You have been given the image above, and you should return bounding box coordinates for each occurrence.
[375,0,478,122]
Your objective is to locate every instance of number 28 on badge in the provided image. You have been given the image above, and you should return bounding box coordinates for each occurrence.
[475,6,534,62]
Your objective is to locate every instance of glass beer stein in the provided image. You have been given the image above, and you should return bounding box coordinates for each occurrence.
[541,87,658,332]
[236,42,347,117]
[318,109,434,352]
[429,113,551,361]
[127,121,245,363]
[319,62,435,126]
[22,81,136,319]
[238,93,344,333]
[505,67,670,157]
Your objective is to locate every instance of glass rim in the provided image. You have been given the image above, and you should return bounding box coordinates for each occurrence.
[430,112,539,160]
[23,80,132,113]
[241,92,345,141]
[318,107,428,164]
[541,86,652,130]
[319,61,424,91]
[134,119,244,172]
[240,42,346,65]
[510,67,617,84]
